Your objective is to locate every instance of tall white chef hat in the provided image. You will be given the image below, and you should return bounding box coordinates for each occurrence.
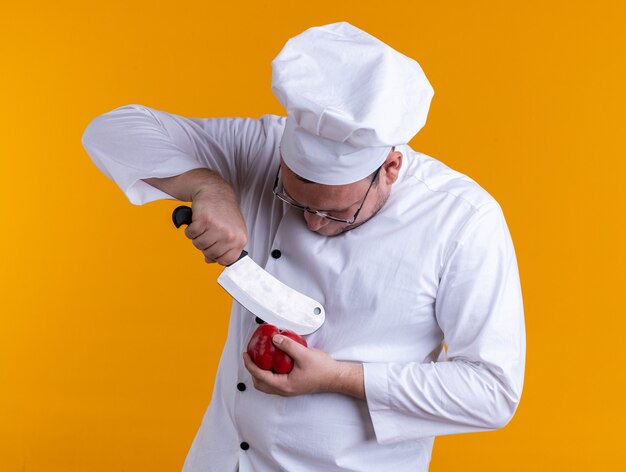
[272,22,434,185]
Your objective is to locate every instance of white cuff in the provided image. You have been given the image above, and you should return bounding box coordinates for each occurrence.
[363,362,402,445]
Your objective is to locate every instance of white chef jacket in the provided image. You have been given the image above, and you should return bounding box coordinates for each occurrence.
[82,104,526,472]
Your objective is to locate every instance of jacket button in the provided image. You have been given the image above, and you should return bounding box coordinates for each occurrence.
[255,316,265,324]
[271,249,282,259]
[237,382,246,392]
[240,441,250,451]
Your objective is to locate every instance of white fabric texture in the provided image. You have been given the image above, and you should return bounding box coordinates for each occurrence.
[82,104,526,472]
[272,22,434,184]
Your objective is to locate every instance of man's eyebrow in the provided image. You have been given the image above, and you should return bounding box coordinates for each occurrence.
[283,186,358,213]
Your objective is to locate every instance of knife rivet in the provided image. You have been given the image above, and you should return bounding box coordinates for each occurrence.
[313,307,321,315]
[271,249,282,259]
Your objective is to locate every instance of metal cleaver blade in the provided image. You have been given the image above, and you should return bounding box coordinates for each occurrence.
[217,253,325,335]
[172,205,325,335]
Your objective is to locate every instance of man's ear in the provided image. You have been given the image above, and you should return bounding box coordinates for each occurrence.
[381,151,403,185]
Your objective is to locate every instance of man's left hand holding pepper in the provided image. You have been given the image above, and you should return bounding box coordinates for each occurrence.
[242,334,365,400]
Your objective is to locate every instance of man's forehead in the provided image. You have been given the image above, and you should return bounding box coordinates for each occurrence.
[279,157,367,187]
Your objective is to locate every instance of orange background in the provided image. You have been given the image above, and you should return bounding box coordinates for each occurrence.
[2,0,625,470]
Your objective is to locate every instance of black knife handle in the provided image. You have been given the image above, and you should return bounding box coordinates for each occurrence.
[172,205,193,228]
[171,205,248,266]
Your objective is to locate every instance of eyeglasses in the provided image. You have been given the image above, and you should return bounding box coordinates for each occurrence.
[272,165,382,225]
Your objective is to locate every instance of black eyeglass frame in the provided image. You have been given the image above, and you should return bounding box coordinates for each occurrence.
[272,164,383,225]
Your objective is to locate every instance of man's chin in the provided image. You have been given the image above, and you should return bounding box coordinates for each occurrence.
[313,226,345,237]
[314,221,365,236]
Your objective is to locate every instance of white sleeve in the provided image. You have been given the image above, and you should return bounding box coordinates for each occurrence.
[363,202,526,444]
[81,104,277,205]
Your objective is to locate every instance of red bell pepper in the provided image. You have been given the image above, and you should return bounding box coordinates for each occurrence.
[246,324,308,374]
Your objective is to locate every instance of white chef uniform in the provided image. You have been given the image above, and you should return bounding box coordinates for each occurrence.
[81,104,526,471]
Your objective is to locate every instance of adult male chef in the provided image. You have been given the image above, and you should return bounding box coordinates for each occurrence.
[82,22,525,472]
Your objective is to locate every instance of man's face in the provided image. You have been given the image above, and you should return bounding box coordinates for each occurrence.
[280,151,402,236]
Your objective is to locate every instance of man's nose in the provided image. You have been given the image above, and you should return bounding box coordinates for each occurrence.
[303,211,330,231]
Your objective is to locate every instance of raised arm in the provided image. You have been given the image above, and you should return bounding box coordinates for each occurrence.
[81,104,279,205]
[81,104,281,264]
